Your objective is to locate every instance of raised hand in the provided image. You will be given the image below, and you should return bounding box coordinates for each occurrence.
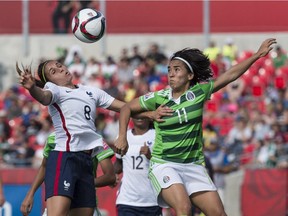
[139,142,151,159]
[16,62,35,90]
[256,38,277,58]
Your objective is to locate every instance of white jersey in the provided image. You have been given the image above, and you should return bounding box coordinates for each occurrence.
[45,82,114,151]
[116,129,158,207]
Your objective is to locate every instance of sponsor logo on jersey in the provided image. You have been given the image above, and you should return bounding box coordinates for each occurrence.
[66,90,72,93]
[163,175,170,183]
[64,180,70,191]
[186,91,195,101]
[143,92,154,101]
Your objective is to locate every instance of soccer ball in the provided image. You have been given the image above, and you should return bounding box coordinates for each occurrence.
[71,8,106,43]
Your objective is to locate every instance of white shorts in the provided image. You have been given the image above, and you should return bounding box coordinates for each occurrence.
[149,161,217,207]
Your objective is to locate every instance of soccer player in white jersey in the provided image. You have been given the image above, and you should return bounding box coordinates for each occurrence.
[115,39,276,216]
[20,132,115,216]
[16,60,165,216]
[114,118,162,216]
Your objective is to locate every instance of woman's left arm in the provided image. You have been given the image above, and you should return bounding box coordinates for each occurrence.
[213,38,276,93]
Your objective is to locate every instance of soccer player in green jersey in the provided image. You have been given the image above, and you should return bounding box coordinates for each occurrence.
[115,38,276,216]
[20,132,116,216]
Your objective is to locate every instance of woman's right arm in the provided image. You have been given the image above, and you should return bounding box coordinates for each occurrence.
[114,98,143,156]
[16,63,52,105]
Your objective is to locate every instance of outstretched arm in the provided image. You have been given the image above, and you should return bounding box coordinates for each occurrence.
[108,99,173,122]
[95,158,116,187]
[16,62,52,105]
[114,98,142,156]
[20,158,46,216]
[213,38,276,92]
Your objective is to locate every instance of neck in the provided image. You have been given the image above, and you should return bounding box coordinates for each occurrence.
[171,83,190,99]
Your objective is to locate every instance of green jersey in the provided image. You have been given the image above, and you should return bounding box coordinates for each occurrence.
[139,81,214,164]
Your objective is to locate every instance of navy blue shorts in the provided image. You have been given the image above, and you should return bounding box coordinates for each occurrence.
[45,151,96,209]
[117,204,162,216]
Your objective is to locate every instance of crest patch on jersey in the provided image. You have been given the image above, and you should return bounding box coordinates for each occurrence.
[86,91,93,97]
[147,141,153,146]
[186,91,195,101]
[143,92,154,101]
[163,175,170,183]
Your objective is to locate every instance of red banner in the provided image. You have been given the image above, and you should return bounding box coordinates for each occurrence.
[241,169,288,216]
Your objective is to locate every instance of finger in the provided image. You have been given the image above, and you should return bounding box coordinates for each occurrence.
[144,141,147,146]
[27,61,33,75]
[21,62,26,74]
[156,119,166,123]
[16,61,23,76]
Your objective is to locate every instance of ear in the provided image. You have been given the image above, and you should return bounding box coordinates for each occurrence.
[188,72,194,81]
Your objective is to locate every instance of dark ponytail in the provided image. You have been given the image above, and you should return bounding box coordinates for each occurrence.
[36,60,50,88]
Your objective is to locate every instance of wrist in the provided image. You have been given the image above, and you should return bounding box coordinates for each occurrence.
[28,83,36,91]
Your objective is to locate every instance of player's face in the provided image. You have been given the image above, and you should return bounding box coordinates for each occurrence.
[45,60,73,86]
[168,59,193,92]
[132,118,150,130]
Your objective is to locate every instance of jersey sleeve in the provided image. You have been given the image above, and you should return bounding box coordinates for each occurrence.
[199,80,214,101]
[44,82,60,105]
[91,141,114,162]
[42,133,56,158]
[139,92,157,111]
[93,87,115,108]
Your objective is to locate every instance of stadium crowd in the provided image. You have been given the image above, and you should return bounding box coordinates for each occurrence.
[0,40,287,177]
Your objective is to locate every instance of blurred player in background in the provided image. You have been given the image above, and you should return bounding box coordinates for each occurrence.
[115,38,276,216]
[114,118,162,216]
[20,132,116,216]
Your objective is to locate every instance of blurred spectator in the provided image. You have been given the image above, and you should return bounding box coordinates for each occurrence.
[272,45,287,69]
[68,52,86,83]
[103,112,119,146]
[116,57,134,85]
[129,45,144,69]
[204,40,221,61]
[203,124,218,151]
[83,57,103,87]
[222,37,238,66]
[225,78,245,103]
[0,111,11,143]
[210,53,226,77]
[21,100,39,128]
[123,81,137,102]
[51,1,74,34]
[145,43,167,64]
[7,97,22,120]
[64,44,84,66]
[119,48,129,60]
[101,56,118,79]
[205,138,236,203]
[74,0,99,10]
[255,137,276,168]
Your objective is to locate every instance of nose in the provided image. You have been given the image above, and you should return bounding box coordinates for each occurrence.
[169,70,175,77]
